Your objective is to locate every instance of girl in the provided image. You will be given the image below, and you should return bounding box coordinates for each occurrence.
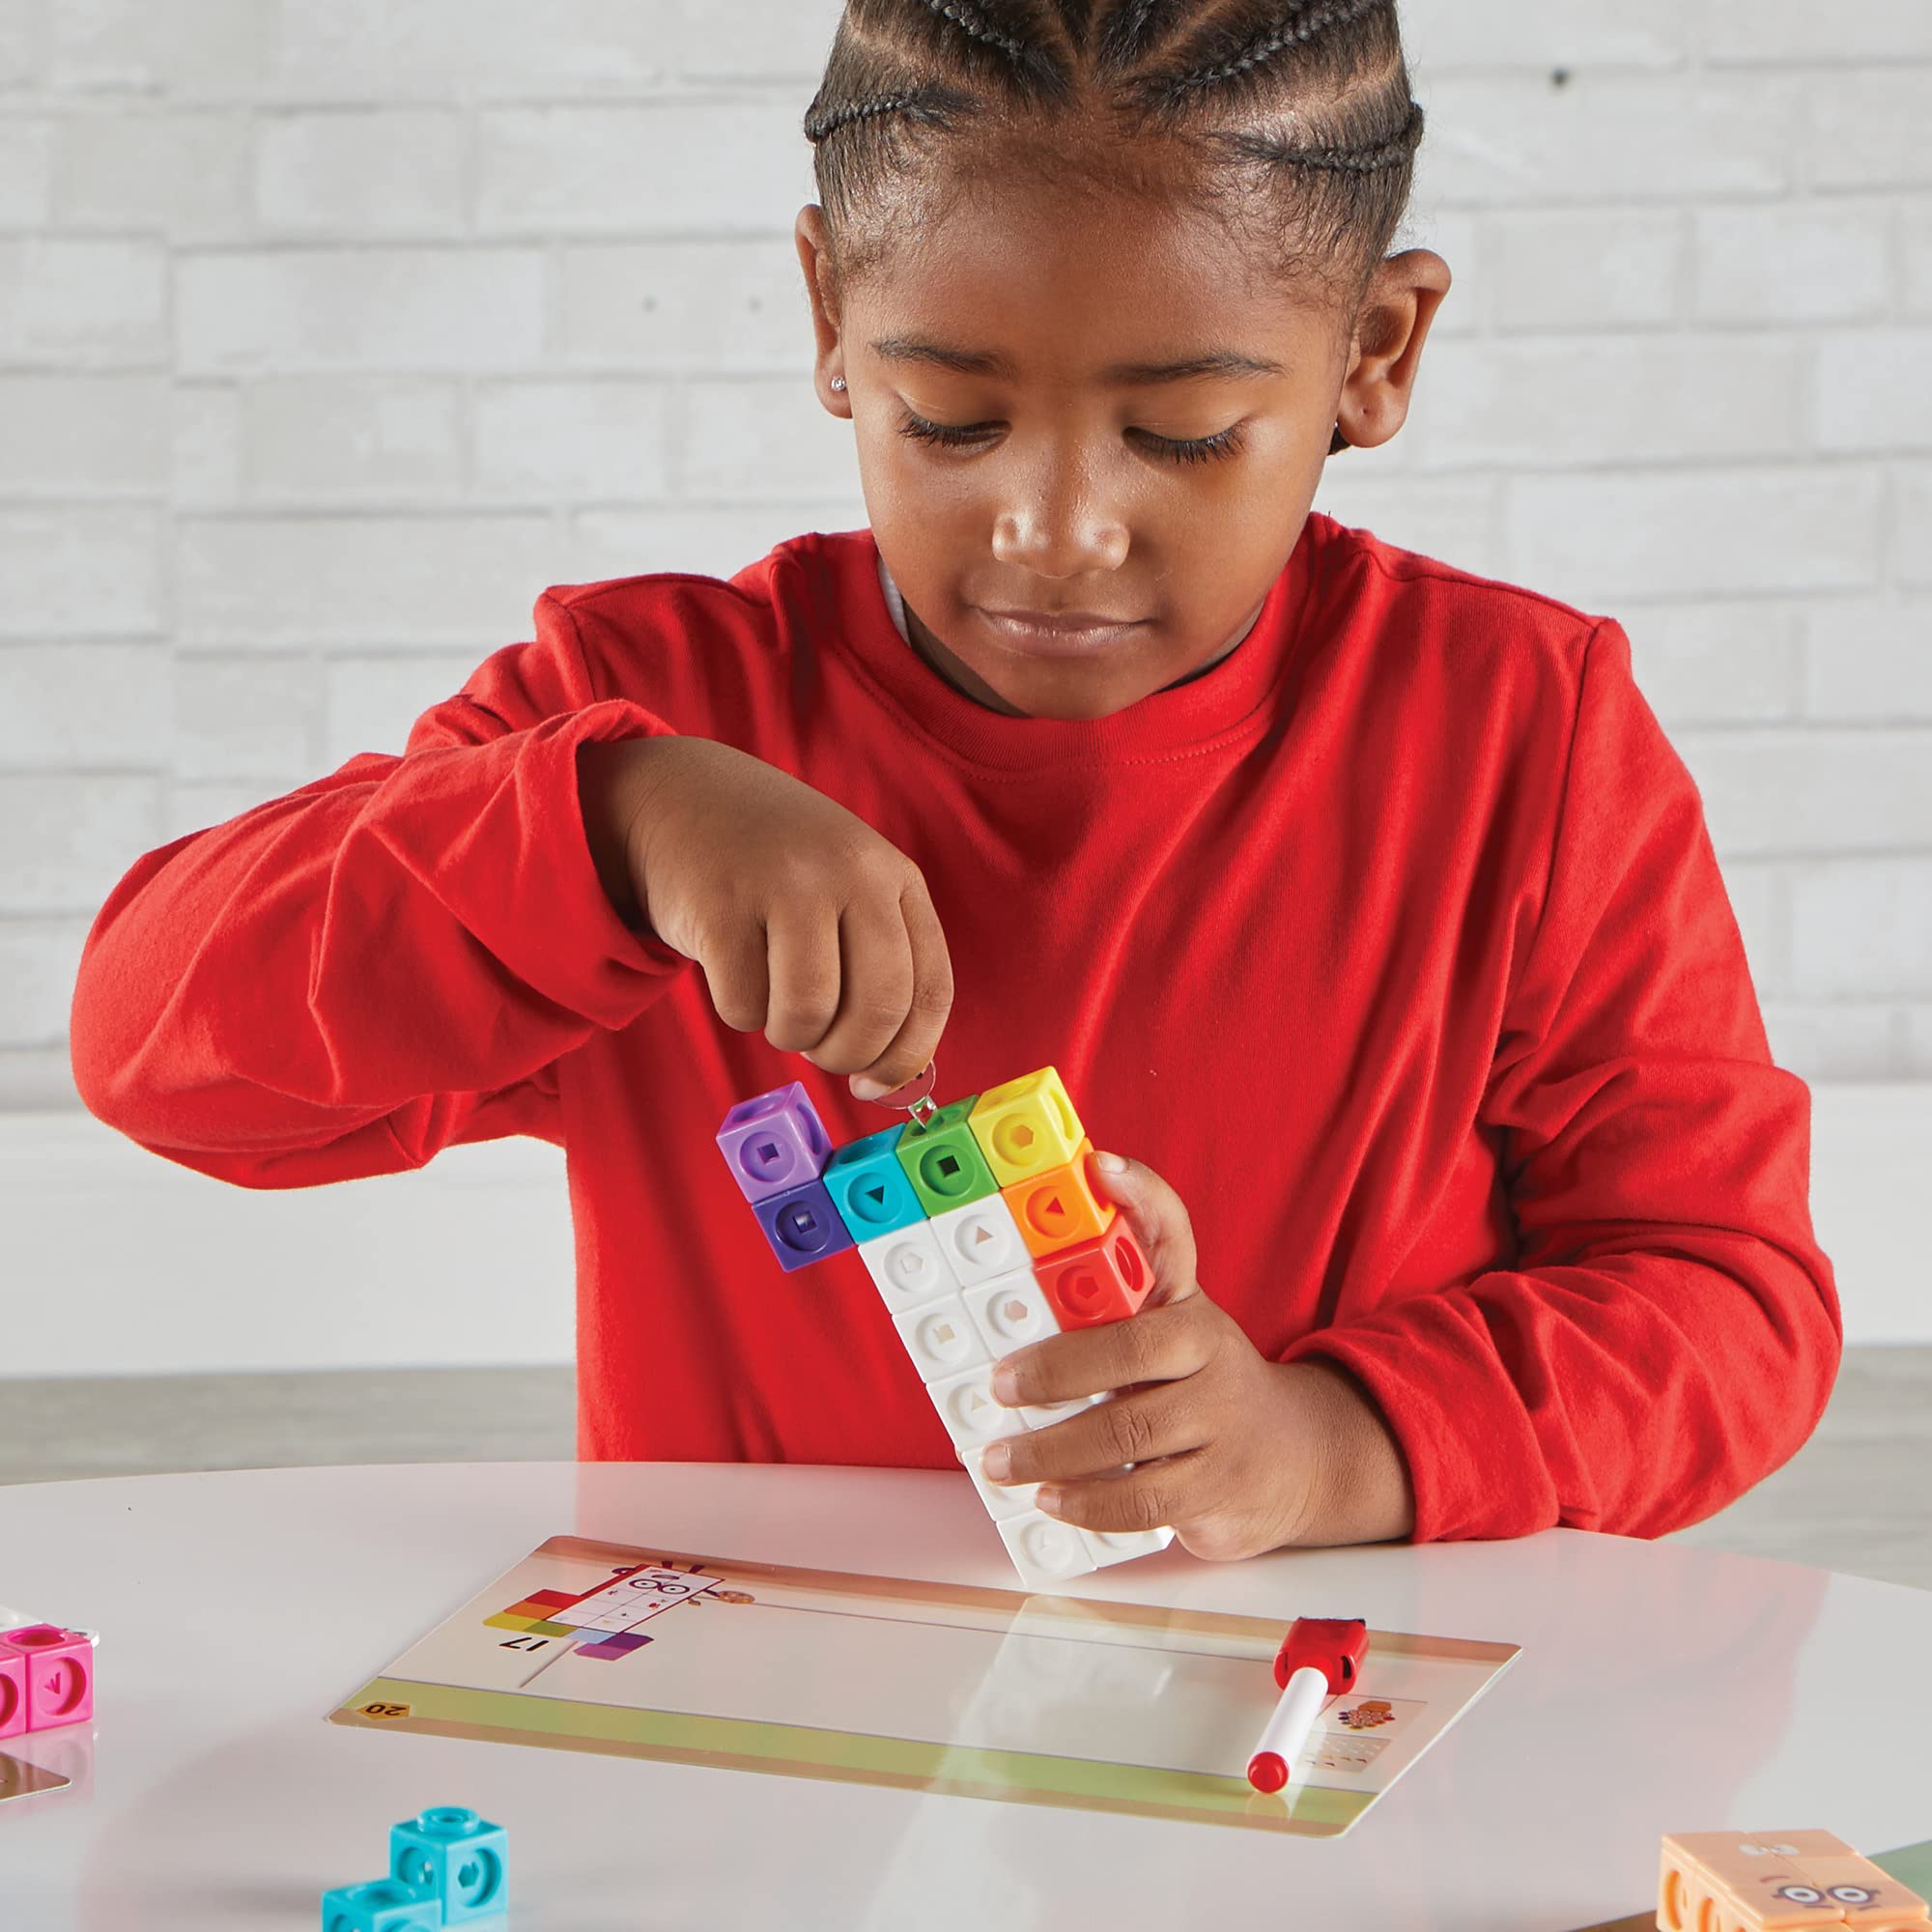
[70,0,1838,1559]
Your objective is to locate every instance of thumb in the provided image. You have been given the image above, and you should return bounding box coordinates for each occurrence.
[1084,1149,1201,1307]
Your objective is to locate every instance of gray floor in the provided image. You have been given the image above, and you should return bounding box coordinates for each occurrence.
[1,1350,1926,1591]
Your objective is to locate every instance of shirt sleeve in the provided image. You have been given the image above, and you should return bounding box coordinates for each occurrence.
[69,589,693,1188]
[1281,618,1842,1542]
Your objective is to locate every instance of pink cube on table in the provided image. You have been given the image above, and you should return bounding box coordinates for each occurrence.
[0,1625,95,1731]
[0,1644,23,1739]
[715,1082,833,1204]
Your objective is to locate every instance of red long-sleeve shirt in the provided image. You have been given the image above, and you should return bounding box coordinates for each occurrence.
[69,516,1839,1541]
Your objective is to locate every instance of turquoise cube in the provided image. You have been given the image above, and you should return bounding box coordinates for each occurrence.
[320,1878,440,1932]
[388,1806,508,1922]
[822,1127,926,1240]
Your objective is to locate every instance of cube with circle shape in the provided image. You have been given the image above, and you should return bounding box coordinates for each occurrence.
[895,1098,999,1216]
[997,1511,1096,1590]
[821,1125,926,1240]
[0,1625,93,1732]
[1003,1139,1115,1258]
[716,1082,833,1204]
[1034,1218,1152,1329]
[968,1066,1086,1185]
[388,1806,508,1924]
[926,1193,1028,1290]
[961,1269,1062,1358]
[927,1363,1029,1449]
[0,1646,23,1740]
[751,1177,855,1272]
[893,1292,993,1383]
[857,1219,953,1314]
[320,1878,441,1932]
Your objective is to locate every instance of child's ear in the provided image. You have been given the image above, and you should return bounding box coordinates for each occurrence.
[1334,248,1452,452]
[794,204,851,415]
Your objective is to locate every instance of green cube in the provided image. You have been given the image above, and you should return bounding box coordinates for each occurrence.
[894,1097,998,1214]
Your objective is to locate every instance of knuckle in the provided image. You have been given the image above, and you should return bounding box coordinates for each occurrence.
[1100,1399,1157,1465]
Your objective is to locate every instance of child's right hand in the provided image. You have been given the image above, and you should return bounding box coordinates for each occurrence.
[579,736,953,1097]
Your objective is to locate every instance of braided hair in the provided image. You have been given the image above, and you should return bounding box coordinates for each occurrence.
[804,0,1424,290]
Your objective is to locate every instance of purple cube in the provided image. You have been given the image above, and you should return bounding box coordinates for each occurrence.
[717,1083,834,1204]
[752,1178,856,1272]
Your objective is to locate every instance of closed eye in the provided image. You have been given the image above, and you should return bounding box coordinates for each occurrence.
[895,411,1247,466]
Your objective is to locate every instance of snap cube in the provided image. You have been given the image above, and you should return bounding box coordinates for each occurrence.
[1035,1218,1152,1329]
[857,1219,954,1313]
[0,1646,22,1739]
[320,1878,440,1932]
[822,1126,925,1239]
[961,1269,1062,1356]
[967,1067,1086,1184]
[958,1442,1042,1520]
[388,1805,508,1923]
[893,1293,993,1382]
[0,1625,93,1731]
[1081,1525,1176,1564]
[751,1178,855,1272]
[926,1193,1029,1288]
[928,1363,1029,1449]
[716,1082,833,1204]
[895,1098,999,1215]
[1003,1139,1115,1258]
[997,1512,1097,1590]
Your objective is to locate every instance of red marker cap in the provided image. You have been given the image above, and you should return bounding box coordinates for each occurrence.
[1272,1615,1368,1693]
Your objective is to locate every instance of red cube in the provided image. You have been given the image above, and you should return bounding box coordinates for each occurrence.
[1035,1220,1152,1329]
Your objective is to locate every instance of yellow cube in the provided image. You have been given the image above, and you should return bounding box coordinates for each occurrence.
[967,1066,1087,1185]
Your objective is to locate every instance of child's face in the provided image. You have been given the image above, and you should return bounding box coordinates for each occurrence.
[799,169,1446,722]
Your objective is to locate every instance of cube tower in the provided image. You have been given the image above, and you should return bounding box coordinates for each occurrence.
[717,1066,1168,1589]
[323,1806,508,1931]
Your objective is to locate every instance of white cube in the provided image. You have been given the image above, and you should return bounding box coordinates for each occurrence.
[926,1194,1029,1289]
[961,1269,1062,1356]
[893,1293,992,1384]
[927,1364,1030,1449]
[857,1221,953,1314]
[997,1511,1098,1589]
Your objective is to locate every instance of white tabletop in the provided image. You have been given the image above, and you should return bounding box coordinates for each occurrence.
[2,1462,1927,1931]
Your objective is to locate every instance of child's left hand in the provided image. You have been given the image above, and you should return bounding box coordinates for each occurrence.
[980,1151,1413,1559]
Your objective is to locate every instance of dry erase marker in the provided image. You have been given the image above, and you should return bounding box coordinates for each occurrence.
[1246,1615,1369,1793]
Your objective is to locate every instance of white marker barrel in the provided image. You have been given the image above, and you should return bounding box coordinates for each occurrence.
[1246,1663,1329,1793]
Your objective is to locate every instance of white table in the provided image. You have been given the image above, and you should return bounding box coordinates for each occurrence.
[3,1463,1927,1931]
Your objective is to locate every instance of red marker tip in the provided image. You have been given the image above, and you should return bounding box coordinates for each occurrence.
[1246,1750,1289,1794]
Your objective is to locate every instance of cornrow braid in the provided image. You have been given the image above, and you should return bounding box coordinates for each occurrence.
[806,0,1424,283]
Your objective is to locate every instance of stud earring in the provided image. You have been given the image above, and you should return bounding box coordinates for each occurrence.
[830,377,847,392]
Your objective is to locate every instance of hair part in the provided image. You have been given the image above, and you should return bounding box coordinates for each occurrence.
[804,0,1423,295]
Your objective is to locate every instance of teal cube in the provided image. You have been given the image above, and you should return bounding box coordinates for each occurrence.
[822,1126,926,1240]
[895,1097,997,1215]
[321,1878,440,1932]
[389,1806,507,1922]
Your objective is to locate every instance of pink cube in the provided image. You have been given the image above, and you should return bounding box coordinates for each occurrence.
[0,1625,94,1731]
[0,1645,23,1738]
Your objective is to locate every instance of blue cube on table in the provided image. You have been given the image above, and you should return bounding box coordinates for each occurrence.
[320,1878,440,1932]
[388,1805,508,1923]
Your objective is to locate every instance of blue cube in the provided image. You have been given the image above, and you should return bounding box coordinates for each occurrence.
[821,1125,925,1240]
[320,1877,440,1932]
[388,1806,508,1923]
[752,1177,856,1271]
[716,1083,833,1204]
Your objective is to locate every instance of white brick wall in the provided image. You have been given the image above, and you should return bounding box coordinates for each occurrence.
[2,0,1929,1103]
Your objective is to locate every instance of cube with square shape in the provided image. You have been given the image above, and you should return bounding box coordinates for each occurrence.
[0,1625,93,1732]
[320,1878,441,1932]
[927,1363,1030,1449]
[858,1220,953,1313]
[0,1646,23,1740]
[961,1269,1062,1356]
[997,1512,1098,1589]
[968,1066,1086,1185]
[821,1126,926,1240]
[1035,1219,1152,1329]
[751,1177,855,1271]
[1003,1140,1115,1258]
[388,1805,508,1924]
[894,1292,993,1383]
[958,1442,1043,1521]
[716,1082,833,1204]
[895,1098,999,1215]
[926,1193,1028,1289]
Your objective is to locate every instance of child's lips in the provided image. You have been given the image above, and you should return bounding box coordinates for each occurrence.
[978,608,1149,653]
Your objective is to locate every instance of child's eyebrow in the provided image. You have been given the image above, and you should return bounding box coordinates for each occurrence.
[868,335,1283,385]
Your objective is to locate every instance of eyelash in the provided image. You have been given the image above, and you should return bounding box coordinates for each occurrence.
[895,411,1247,466]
